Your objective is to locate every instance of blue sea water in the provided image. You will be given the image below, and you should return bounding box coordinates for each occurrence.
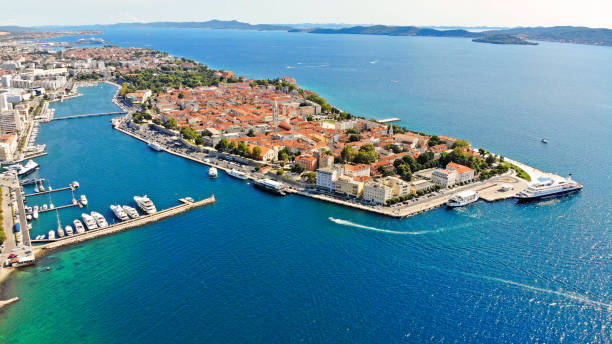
[1,28,611,343]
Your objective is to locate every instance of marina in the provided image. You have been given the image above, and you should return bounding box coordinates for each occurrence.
[31,196,216,248]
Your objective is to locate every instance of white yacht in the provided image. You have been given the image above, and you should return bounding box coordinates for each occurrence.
[110,204,130,221]
[26,214,32,221]
[208,167,218,178]
[17,160,39,176]
[65,225,74,236]
[57,226,65,238]
[133,195,157,214]
[516,176,583,201]
[48,230,56,240]
[122,205,140,219]
[148,142,163,152]
[447,190,480,207]
[73,219,85,234]
[91,212,109,227]
[81,213,98,230]
[33,205,39,219]
[79,195,88,206]
[41,204,48,211]
[227,169,248,180]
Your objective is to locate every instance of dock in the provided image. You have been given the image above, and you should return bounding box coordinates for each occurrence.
[33,196,216,251]
[51,111,126,121]
[377,117,401,123]
[38,202,79,213]
[25,186,73,197]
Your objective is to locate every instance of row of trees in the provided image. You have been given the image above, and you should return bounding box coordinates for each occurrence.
[385,185,442,206]
[215,138,262,160]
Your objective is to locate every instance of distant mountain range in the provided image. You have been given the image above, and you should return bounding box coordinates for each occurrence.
[5,20,612,47]
[109,20,293,31]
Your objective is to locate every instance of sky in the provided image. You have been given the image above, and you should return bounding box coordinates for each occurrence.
[1,0,611,29]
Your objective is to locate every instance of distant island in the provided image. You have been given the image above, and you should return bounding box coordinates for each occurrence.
[472,34,538,45]
[10,20,612,47]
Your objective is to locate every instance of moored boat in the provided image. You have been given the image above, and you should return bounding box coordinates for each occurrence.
[65,225,74,236]
[81,213,98,230]
[148,142,163,152]
[91,212,108,227]
[253,178,286,196]
[208,167,218,178]
[73,219,85,234]
[516,175,583,202]
[227,169,248,180]
[79,195,88,206]
[48,230,56,240]
[110,204,130,221]
[447,190,480,207]
[122,205,139,219]
[133,195,157,214]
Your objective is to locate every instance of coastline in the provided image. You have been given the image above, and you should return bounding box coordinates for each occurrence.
[113,122,529,218]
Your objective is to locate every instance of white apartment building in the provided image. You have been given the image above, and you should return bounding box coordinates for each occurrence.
[431,169,457,188]
[316,167,338,191]
[363,181,393,204]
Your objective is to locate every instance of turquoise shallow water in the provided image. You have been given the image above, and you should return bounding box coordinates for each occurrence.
[0,30,611,343]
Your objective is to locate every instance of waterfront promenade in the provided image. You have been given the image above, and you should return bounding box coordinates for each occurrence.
[113,121,530,218]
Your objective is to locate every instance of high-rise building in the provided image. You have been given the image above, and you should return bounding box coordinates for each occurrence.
[0,94,9,111]
[1,74,12,88]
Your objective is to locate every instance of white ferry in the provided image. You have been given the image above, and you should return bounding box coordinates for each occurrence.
[134,195,157,214]
[91,212,109,227]
[447,190,480,207]
[227,169,248,180]
[81,213,98,230]
[73,219,85,234]
[148,142,163,152]
[110,204,130,221]
[253,178,286,196]
[208,167,218,178]
[516,175,583,201]
[122,205,140,219]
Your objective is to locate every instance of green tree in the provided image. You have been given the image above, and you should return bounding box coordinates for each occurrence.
[348,134,361,142]
[247,128,255,137]
[453,139,469,148]
[252,146,262,159]
[341,145,357,162]
[305,172,316,184]
[163,118,178,130]
[291,163,305,174]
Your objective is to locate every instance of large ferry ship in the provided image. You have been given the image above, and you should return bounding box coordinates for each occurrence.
[134,195,157,214]
[227,169,248,180]
[253,178,286,196]
[447,190,479,207]
[516,176,583,201]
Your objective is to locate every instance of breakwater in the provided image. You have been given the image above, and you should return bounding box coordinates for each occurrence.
[34,196,216,256]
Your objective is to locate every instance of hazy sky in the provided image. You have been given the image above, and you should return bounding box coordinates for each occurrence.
[2,0,611,28]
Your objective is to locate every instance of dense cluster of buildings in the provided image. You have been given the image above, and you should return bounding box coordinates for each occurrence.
[145,68,477,205]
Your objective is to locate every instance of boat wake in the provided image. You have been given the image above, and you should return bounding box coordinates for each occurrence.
[464,272,612,309]
[370,60,378,64]
[328,217,447,235]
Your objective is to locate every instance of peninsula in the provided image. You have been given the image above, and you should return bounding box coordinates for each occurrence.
[473,34,538,45]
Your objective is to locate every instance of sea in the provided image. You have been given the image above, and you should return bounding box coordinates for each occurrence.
[0,27,610,343]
